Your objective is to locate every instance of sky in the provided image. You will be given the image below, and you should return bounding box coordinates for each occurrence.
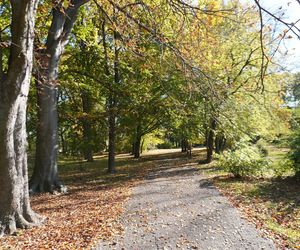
[190,0,300,72]
[256,0,300,72]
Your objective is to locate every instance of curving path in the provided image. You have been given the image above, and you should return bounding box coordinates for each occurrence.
[96,161,276,250]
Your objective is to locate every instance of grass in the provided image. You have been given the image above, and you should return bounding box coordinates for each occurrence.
[202,145,300,249]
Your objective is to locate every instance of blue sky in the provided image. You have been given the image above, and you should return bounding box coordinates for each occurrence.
[190,0,300,72]
[258,0,300,72]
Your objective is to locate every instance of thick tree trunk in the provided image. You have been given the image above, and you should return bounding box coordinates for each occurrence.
[30,3,85,193]
[0,95,43,235]
[206,119,217,163]
[30,82,64,193]
[0,0,43,235]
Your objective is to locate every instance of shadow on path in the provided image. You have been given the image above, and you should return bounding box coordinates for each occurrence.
[96,153,276,250]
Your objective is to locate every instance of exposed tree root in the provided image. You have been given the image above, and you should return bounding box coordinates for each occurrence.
[0,210,44,237]
[29,179,68,194]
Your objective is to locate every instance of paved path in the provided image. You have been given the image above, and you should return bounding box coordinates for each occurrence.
[96,161,276,250]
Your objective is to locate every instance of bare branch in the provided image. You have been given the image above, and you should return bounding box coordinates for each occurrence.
[254,0,300,39]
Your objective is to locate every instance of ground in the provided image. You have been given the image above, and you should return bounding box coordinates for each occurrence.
[0,148,298,249]
[95,154,275,250]
[210,145,300,249]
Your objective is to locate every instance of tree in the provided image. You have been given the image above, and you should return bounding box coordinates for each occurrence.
[30,0,242,178]
[30,0,89,193]
[0,0,43,235]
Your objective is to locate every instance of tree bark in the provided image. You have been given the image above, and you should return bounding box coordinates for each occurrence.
[30,1,87,193]
[206,118,217,163]
[0,0,43,235]
[101,17,117,173]
[187,141,192,158]
[131,142,135,155]
[108,100,116,173]
[134,135,142,159]
[133,124,142,159]
[181,139,187,152]
[215,134,226,154]
[81,89,94,162]
[30,82,64,193]
[140,138,145,154]
[215,134,221,154]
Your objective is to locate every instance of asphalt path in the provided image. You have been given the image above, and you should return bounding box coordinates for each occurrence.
[96,159,276,250]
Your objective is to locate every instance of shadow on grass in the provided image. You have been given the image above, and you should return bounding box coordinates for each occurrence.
[28,150,207,213]
[53,150,206,190]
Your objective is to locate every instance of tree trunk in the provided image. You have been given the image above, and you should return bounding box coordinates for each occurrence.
[30,2,86,193]
[215,134,226,154]
[215,134,221,154]
[133,124,142,159]
[131,142,135,155]
[107,24,121,173]
[108,101,116,173]
[204,127,209,147]
[140,138,145,154]
[81,89,94,162]
[181,139,187,152]
[0,0,43,235]
[206,119,217,163]
[134,135,142,159]
[30,82,64,193]
[101,17,117,173]
[59,129,66,155]
[187,141,192,158]
[0,96,43,235]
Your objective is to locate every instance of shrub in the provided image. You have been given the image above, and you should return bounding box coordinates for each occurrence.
[257,141,269,156]
[288,130,300,176]
[272,159,295,177]
[157,141,174,149]
[216,143,269,177]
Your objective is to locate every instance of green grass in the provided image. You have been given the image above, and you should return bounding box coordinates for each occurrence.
[28,150,194,188]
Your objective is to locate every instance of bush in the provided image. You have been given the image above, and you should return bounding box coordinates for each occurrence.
[157,141,174,149]
[272,159,295,177]
[216,143,269,177]
[288,130,300,176]
[257,141,269,156]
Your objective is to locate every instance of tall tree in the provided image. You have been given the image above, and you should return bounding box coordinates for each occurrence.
[0,0,43,235]
[30,0,89,193]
